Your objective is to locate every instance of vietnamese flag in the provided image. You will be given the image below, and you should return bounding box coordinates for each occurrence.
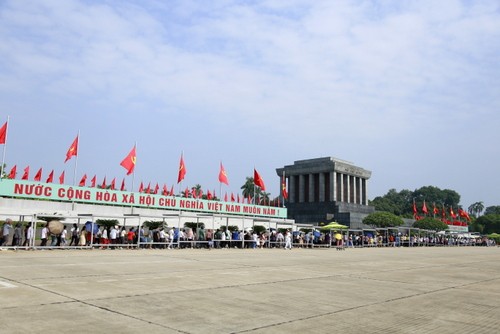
[218,162,229,185]
[79,174,87,187]
[120,178,126,191]
[450,207,456,219]
[65,135,79,163]
[224,192,228,202]
[422,201,428,214]
[170,185,174,196]
[207,189,213,200]
[458,208,471,221]
[282,175,288,200]
[8,165,17,179]
[138,181,144,193]
[59,171,65,184]
[433,203,439,215]
[184,187,189,198]
[120,145,136,175]
[177,153,186,183]
[145,182,151,194]
[90,175,96,187]
[154,183,159,194]
[33,168,42,182]
[110,178,116,190]
[0,121,8,144]
[412,200,417,216]
[231,193,235,202]
[101,176,107,189]
[46,170,54,183]
[21,166,29,180]
[162,184,168,196]
[253,168,266,190]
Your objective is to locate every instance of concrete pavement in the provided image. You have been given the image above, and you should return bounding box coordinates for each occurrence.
[1,246,499,333]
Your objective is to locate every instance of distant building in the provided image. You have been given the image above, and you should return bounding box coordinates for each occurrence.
[277,157,375,228]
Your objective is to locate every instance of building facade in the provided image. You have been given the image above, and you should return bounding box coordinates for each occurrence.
[276,157,375,228]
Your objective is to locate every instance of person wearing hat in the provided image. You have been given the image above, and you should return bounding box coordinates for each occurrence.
[1,218,13,246]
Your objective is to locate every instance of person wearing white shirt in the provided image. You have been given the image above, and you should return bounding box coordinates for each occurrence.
[40,225,49,247]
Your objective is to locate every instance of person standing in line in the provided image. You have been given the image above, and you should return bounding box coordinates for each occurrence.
[78,226,86,246]
[109,225,118,248]
[127,227,135,249]
[12,223,23,247]
[100,227,108,249]
[1,218,12,246]
[284,230,292,250]
[159,228,166,249]
[60,226,67,247]
[69,224,79,246]
[23,223,33,248]
[119,226,126,247]
[168,229,174,249]
[40,224,49,247]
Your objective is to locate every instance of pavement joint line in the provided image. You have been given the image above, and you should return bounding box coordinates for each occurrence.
[229,275,500,334]
[0,274,191,334]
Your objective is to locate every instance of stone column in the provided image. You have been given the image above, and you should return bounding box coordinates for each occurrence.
[309,173,315,202]
[362,178,367,205]
[352,176,357,204]
[319,173,325,202]
[330,171,336,202]
[346,174,351,204]
[299,174,305,203]
[289,174,295,203]
[339,173,344,202]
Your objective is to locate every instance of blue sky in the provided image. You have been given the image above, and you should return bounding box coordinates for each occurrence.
[0,0,499,209]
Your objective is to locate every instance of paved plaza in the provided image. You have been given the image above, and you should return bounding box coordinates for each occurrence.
[1,246,499,333]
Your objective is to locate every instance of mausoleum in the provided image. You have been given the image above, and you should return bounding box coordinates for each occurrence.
[276,157,375,228]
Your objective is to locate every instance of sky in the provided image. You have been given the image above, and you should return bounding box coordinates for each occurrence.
[0,0,499,209]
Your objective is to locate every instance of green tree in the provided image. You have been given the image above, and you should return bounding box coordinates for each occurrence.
[252,225,266,234]
[241,177,265,200]
[241,177,255,198]
[468,201,485,218]
[191,184,202,198]
[413,217,449,232]
[143,220,166,229]
[259,191,270,204]
[476,214,500,234]
[371,186,461,217]
[184,222,204,230]
[468,218,484,234]
[95,219,119,229]
[484,206,500,215]
[362,211,404,228]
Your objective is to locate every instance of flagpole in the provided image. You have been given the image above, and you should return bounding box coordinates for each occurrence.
[72,130,80,186]
[253,167,256,205]
[282,171,286,207]
[1,116,9,179]
[131,142,137,192]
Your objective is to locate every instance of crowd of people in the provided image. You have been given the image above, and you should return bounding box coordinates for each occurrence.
[1,219,496,250]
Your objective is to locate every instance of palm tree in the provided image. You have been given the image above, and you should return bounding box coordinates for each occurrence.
[468,201,485,218]
[190,184,202,198]
[241,177,266,201]
[241,177,255,198]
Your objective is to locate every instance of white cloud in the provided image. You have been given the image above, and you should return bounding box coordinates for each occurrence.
[0,0,499,207]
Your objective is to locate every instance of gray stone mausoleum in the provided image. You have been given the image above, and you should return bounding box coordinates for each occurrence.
[276,157,375,228]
